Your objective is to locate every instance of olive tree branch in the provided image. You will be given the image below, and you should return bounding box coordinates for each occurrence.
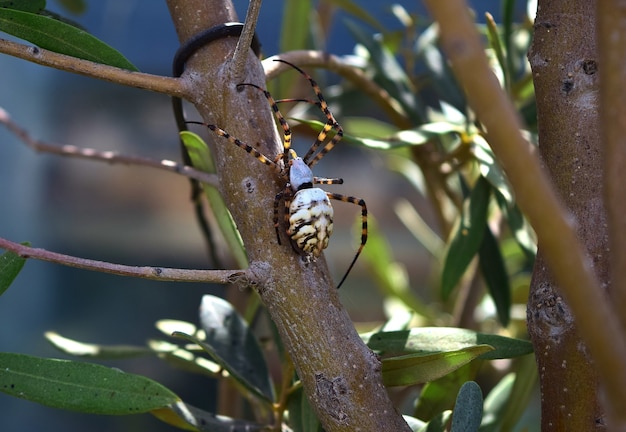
[0,38,186,98]
[0,237,253,283]
[229,0,262,80]
[0,106,219,187]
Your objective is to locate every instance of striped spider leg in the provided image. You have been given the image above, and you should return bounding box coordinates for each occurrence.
[190,59,367,288]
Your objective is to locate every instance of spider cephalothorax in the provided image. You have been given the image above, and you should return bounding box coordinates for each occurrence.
[192,59,367,289]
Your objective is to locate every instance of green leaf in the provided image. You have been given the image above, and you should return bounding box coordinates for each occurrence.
[0,242,28,296]
[361,216,431,317]
[153,401,265,432]
[173,296,274,403]
[328,0,386,32]
[478,226,511,326]
[441,176,491,299]
[381,345,494,387]
[287,387,322,432]
[345,18,424,122]
[418,411,453,432]
[495,191,537,265]
[0,0,45,13]
[45,331,153,359]
[415,363,479,422]
[197,295,273,401]
[480,355,537,432]
[0,8,137,70]
[451,381,483,432]
[473,135,513,204]
[180,131,248,269]
[362,327,533,360]
[0,352,179,414]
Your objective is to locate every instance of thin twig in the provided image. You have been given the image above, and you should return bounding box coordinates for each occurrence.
[230,0,263,81]
[0,38,187,98]
[0,107,219,187]
[0,237,250,283]
[263,50,411,128]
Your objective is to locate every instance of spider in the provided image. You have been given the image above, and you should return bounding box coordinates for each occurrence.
[190,59,367,289]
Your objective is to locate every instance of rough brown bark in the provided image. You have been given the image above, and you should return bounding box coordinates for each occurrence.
[528,2,606,429]
[165,1,410,430]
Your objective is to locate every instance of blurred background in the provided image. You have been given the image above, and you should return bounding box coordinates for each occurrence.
[0,1,532,430]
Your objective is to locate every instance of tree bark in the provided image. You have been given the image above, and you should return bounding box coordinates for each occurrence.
[165,1,410,430]
[528,2,607,429]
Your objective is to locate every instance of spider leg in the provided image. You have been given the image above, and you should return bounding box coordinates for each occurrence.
[273,59,343,168]
[314,177,343,185]
[186,121,282,173]
[326,192,368,289]
[238,83,292,168]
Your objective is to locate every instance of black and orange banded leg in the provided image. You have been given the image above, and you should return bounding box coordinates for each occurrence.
[326,192,368,289]
[237,82,293,168]
[186,121,283,173]
[273,59,344,168]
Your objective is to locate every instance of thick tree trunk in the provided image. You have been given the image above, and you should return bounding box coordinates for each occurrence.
[165,1,410,430]
[527,2,606,429]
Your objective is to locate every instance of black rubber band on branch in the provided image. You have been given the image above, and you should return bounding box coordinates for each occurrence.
[171,23,261,268]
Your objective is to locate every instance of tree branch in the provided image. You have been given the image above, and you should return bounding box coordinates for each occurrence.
[0,107,219,187]
[0,237,251,283]
[166,1,410,430]
[0,38,186,98]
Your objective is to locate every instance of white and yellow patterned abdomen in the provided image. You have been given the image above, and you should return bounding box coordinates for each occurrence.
[287,188,334,257]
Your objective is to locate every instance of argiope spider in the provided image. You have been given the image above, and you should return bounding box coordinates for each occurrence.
[190,59,367,289]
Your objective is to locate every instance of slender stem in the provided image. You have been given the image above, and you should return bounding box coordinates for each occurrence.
[0,107,219,187]
[0,237,250,283]
[0,38,187,98]
[263,51,410,128]
[230,0,263,81]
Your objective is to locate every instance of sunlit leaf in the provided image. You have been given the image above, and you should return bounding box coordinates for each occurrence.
[0,8,137,70]
[0,353,178,414]
[473,135,513,204]
[45,331,152,359]
[363,327,532,360]
[415,363,479,422]
[381,345,493,387]
[0,243,27,296]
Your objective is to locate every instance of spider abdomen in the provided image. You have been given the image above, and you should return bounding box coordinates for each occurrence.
[287,188,334,257]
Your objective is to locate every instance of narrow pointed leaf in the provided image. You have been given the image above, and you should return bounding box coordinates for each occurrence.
[363,327,532,360]
[441,176,491,299]
[197,295,273,401]
[415,362,479,422]
[478,225,511,326]
[0,0,44,13]
[451,381,483,432]
[45,331,153,359]
[381,345,494,386]
[0,243,27,296]
[180,131,247,268]
[0,8,137,70]
[0,353,179,414]
[152,401,265,432]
